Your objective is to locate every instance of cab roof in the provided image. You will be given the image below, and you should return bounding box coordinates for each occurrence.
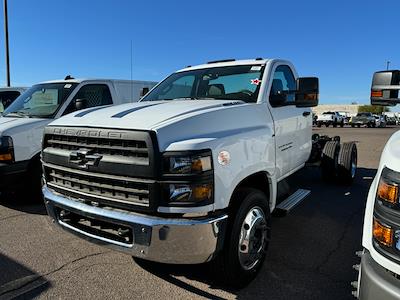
[177,58,273,72]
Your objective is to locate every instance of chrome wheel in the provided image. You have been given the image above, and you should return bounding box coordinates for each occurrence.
[238,206,268,270]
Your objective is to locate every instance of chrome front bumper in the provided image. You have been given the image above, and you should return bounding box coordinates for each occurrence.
[357,250,400,300]
[43,186,228,264]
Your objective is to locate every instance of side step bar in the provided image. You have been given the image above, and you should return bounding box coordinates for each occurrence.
[274,189,311,216]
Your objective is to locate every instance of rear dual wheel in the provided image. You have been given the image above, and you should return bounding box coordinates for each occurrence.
[321,141,357,184]
[337,142,357,185]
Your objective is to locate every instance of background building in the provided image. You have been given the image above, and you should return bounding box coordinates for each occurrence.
[312,104,360,116]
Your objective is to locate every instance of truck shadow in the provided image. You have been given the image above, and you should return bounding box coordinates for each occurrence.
[0,192,47,215]
[0,253,50,299]
[134,167,376,300]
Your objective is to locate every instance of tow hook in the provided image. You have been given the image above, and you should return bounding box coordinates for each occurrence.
[351,250,363,298]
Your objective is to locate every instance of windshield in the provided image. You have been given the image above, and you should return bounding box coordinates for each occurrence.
[357,113,370,117]
[142,65,264,103]
[323,112,334,115]
[3,83,78,118]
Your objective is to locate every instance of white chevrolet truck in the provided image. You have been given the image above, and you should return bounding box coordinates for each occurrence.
[41,59,358,286]
[316,111,345,127]
[353,70,400,299]
[0,78,157,196]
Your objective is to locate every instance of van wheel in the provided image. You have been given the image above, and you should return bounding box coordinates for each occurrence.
[351,124,355,128]
[338,142,357,185]
[321,141,340,181]
[211,188,271,287]
[357,124,361,128]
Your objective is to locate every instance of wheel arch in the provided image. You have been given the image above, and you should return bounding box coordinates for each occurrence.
[228,171,273,210]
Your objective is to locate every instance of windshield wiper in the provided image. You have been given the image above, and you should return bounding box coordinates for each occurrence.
[4,111,31,118]
[162,97,218,101]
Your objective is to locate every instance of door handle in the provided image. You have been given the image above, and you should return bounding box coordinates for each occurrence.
[302,111,311,117]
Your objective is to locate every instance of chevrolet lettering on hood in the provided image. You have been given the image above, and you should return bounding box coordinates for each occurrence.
[51,127,125,139]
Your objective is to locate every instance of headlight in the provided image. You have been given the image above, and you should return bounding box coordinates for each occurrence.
[0,136,14,162]
[163,151,212,175]
[161,150,214,206]
[168,183,213,205]
[373,167,400,257]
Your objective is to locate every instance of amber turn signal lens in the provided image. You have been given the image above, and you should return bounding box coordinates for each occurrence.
[377,179,398,204]
[0,153,12,161]
[371,90,383,97]
[373,219,393,247]
[192,184,213,201]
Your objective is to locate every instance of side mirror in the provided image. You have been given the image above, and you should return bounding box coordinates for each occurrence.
[371,70,400,106]
[140,87,150,97]
[295,77,319,107]
[75,98,87,111]
[269,92,287,107]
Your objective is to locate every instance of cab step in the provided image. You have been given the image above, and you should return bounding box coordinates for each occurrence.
[274,189,311,216]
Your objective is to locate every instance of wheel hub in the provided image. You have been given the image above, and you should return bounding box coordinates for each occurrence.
[238,207,268,270]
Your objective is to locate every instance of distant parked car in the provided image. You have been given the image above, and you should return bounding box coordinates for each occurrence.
[338,111,351,124]
[0,87,28,113]
[386,116,397,125]
[316,111,344,127]
[350,112,376,127]
[374,115,386,128]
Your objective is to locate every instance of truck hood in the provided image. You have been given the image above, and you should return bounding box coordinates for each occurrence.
[47,100,272,151]
[49,100,246,131]
[0,116,51,136]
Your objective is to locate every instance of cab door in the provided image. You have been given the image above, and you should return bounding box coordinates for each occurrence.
[267,64,311,180]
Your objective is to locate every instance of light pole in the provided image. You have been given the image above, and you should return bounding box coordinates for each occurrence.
[386,60,391,71]
[3,0,10,86]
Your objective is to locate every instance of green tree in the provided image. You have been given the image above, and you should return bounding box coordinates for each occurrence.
[358,105,390,114]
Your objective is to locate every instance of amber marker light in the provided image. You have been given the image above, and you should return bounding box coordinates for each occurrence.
[0,153,13,162]
[371,90,383,98]
[373,218,393,247]
[377,179,399,204]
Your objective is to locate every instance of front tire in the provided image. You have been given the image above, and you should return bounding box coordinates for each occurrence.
[211,188,271,287]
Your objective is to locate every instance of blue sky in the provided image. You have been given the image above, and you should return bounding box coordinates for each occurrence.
[0,0,399,105]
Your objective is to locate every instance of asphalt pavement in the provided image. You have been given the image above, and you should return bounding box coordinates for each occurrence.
[0,126,397,300]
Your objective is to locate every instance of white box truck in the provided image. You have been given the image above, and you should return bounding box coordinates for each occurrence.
[0,77,157,196]
[41,59,357,286]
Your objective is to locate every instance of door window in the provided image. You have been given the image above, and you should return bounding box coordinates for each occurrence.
[269,65,296,106]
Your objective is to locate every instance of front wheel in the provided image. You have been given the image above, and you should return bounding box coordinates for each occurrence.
[211,188,271,287]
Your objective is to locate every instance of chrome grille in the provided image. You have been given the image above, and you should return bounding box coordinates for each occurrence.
[45,134,149,162]
[44,163,152,207]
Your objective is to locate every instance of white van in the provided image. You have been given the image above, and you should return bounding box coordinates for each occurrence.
[0,87,28,113]
[0,78,157,196]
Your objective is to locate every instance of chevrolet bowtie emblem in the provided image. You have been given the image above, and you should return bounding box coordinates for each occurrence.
[69,148,103,169]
